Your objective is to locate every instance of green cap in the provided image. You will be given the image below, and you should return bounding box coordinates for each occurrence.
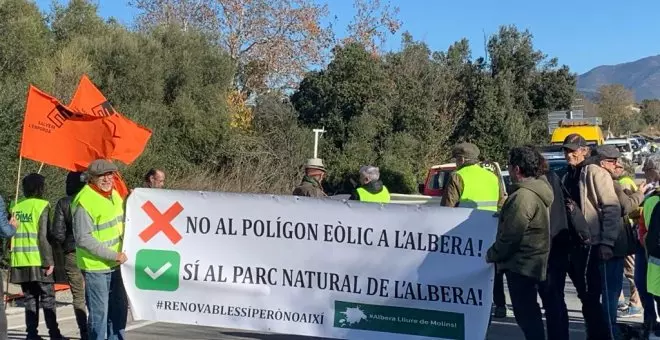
[452,142,480,160]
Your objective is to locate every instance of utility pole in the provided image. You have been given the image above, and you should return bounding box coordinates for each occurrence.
[312,128,325,158]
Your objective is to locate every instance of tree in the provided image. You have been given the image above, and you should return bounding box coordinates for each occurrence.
[597,84,635,135]
[453,26,575,160]
[131,0,218,32]
[132,0,334,94]
[343,0,401,55]
[641,99,660,127]
[50,0,106,44]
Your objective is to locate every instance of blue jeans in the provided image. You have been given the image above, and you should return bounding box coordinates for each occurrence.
[634,245,658,324]
[83,269,128,340]
[601,257,624,339]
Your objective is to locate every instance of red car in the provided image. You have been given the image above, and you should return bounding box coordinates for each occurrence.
[418,161,507,197]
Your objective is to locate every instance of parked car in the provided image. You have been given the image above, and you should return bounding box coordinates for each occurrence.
[604,138,634,164]
[539,146,569,178]
[418,161,507,198]
[629,138,644,164]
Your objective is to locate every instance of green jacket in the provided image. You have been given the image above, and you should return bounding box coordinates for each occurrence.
[486,177,554,281]
[292,176,326,198]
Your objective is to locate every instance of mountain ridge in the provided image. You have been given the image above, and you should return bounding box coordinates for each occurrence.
[577,54,660,101]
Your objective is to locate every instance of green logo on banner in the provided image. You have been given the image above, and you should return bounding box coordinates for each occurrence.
[135,249,181,291]
[333,300,465,340]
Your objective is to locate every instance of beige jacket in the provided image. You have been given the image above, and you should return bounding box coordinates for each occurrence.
[578,164,622,247]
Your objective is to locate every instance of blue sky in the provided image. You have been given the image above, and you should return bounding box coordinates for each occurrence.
[35,0,660,74]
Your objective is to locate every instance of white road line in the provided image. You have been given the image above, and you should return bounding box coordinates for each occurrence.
[126,320,158,331]
[7,315,76,330]
[8,315,157,332]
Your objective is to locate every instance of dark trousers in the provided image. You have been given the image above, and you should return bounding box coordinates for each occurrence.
[567,245,611,340]
[20,281,62,339]
[0,273,7,340]
[506,271,546,340]
[65,252,88,338]
[539,231,570,340]
[493,268,506,307]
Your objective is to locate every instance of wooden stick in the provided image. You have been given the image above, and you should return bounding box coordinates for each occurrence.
[13,156,21,204]
[6,156,21,309]
[37,162,44,174]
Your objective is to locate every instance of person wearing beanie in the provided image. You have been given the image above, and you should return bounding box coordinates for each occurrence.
[11,173,67,340]
[51,171,88,340]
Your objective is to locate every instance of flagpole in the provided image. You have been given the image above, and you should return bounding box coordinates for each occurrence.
[6,156,21,308]
[37,162,44,174]
[13,156,21,204]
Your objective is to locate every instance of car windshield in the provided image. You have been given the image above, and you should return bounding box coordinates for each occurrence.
[613,144,631,152]
[547,159,568,178]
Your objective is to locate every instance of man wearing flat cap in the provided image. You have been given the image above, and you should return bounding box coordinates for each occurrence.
[561,134,622,340]
[293,158,328,198]
[71,159,128,340]
[440,142,502,211]
[593,145,649,334]
[441,143,506,318]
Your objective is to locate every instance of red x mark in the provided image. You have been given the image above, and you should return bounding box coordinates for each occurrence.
[139,201,183,244]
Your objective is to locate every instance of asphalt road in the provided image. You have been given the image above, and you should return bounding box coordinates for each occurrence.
[5,276,643,340]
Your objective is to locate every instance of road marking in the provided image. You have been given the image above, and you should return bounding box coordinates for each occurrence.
[145,262,173,280]
[126,320,158,331]
[8,315,76,330]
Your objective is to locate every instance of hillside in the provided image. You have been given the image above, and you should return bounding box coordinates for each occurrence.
[578,55,660,101]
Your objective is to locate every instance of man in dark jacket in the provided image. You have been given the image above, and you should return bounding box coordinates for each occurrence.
[349,166,390,203]
[486,146,553,340]
[51,171,87,339]
[562,133,613,340]
[538,164,571,340]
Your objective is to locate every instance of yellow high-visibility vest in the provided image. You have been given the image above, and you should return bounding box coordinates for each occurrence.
[10,198,49,267]
[71,185,124,271]
[644,194,660,296]
[618,176,638,192]
[456,164,500,211]
[356,186,391,203]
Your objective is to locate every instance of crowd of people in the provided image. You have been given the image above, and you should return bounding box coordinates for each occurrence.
[2,132,659,340]
[0,162,165,340]
[484,133,660,340]
[292,133,660,340]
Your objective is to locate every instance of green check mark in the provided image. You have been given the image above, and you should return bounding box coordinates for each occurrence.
[135,249,180,291]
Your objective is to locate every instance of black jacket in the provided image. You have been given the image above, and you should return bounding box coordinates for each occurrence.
[51,196,75,253]
[612,181,644,257]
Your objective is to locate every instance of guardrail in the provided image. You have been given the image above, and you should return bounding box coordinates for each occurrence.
[328,193,442,205]
[390,193,442,205]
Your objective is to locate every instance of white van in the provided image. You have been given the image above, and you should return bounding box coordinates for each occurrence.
[604,138,634,163]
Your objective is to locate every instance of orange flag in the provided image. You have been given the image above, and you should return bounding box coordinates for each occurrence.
[69,74,116,117]
[113,171,130,199]
[69,75,152,164]
[19,86,117,171]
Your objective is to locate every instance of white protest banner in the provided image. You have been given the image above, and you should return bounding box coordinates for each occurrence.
[121,188,497,340]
